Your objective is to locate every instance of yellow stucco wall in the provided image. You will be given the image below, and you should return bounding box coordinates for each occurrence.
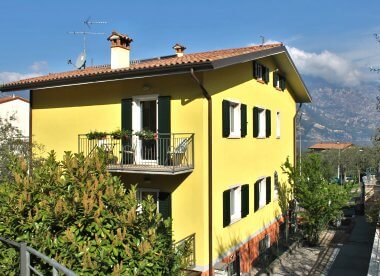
[31,57,298,270]
[203,58,296,263]
[31,74,209,268]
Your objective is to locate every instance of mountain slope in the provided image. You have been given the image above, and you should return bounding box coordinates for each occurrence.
[301,83,378,146]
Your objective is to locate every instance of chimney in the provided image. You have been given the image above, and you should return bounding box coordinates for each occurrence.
[172,43,186,57]
[107,31,133,69]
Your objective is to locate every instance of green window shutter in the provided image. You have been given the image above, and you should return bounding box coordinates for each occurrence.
[254,181,260,211]
[253,61,258,78]
[222,100,231,137]
[223,190,231,227]
[253,107,259,138]
[266,177,271,204]
[158,192,172,219]
[281,76,286,91]
[158,96,171,165]
[241,184,249,218]
[240,104,247,137]
[121,98,132,132]
[264,67,269,83]
[158,96,171,134]
[121,99,132,164]
[266,109,271,137]
[273,72,278,88]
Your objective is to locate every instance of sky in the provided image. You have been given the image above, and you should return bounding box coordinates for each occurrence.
[0,0,380,90]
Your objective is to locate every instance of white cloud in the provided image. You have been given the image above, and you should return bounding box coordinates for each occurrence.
[0,72,41,84]
[0,61,48,84]
[29,61,48,73]
[287,47,363,86]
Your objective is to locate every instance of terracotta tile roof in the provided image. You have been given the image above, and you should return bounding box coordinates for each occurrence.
[1,43,282,90]
[309,142,353,150]
[0,96,29,104]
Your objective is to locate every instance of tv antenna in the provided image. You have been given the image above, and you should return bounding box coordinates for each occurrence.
[67,17,107,69]
[260,36,265,46]
[84,16,107,29]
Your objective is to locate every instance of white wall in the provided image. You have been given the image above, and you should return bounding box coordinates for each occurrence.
[0,99,29,136]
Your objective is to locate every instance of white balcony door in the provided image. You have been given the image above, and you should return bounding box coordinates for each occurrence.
[132,95,158,164]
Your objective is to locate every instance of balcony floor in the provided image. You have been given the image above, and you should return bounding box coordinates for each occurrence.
[107,164,194,175]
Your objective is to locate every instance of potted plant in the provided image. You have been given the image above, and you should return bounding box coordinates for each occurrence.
[86,131,108,140]
[111,129,122,139]
[135,130,156,140]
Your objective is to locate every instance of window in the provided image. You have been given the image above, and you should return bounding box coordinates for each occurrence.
[230,186,241,222]
[253,62,270,83]
[222,100,247,138]
[276,111,281,138]
[229,102,240,136]
[253,107,271,138]
[259,179,266,209]
[137,188,159,212]
[259,234,270,255]
[273,72,286,91]
[223,184,249,227]
[274,171,279,200]
[254,177,271,211]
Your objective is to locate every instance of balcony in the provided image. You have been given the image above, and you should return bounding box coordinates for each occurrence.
[78,133,194,175]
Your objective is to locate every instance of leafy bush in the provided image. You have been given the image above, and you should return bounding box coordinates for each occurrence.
[0,115,31,183]
[282,154,352,245]
[0,151,189,275]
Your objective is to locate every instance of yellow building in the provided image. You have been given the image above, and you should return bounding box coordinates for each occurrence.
[1,32,311,274]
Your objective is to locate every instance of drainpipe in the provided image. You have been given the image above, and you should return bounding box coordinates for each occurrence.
[190,68,213,274]
[294,103,303,168]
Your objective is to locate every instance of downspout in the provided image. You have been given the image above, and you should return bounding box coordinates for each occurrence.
[190,68,213,274]
[294,103,303,167]
[29,90,33,174]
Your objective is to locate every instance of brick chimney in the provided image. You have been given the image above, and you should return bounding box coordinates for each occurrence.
[172,43,186,57]
[107,31,133,69]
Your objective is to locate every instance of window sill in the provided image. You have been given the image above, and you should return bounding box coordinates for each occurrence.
[228,134,241,139]
[257,135,267,139]
[275,87,284,91]
[229,216,242,226]
[257,79,267,84]
[276,136,281,139]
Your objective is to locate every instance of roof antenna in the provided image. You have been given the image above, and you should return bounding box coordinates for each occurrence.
[260,36,265,46]
[84,16,108,29]
[67,17,107,69]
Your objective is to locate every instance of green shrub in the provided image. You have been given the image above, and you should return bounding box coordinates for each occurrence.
[282,154,352,246]
[0,151,189,275]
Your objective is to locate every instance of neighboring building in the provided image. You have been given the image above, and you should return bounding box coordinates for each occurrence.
[309,142,353,152]
[0,95,29,136]
[0,31,311,274]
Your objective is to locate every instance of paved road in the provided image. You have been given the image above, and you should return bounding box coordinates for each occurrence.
[327,215,376,276]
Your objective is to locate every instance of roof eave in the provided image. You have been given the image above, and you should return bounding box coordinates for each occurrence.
[0,62,214,92]
[211,45,311,103]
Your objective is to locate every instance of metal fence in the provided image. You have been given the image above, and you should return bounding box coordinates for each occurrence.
[174,233,196,269]
[78,133,194,174]
[0,237,76,275]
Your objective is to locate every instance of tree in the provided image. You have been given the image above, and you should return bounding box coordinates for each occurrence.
[0,151,191,275]
[0,115,31,182]
[282,154,352,246]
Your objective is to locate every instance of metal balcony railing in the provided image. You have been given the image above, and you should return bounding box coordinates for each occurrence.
[174,233,195,269]
[78,133,194,175]
[0,237,76,275]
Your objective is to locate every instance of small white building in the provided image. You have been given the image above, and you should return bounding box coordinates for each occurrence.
[0,95,29,136]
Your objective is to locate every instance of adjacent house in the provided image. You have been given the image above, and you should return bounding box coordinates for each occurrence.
[308,142,353,152]
[0,95,29,136]
[0,31,311,274]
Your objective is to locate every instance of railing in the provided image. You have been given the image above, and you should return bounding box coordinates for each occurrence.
[78,133,194,174]
[0,237,76,275]
[174,233,195,269]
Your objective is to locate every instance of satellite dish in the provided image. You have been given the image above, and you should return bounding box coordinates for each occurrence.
[75,51,86,69]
